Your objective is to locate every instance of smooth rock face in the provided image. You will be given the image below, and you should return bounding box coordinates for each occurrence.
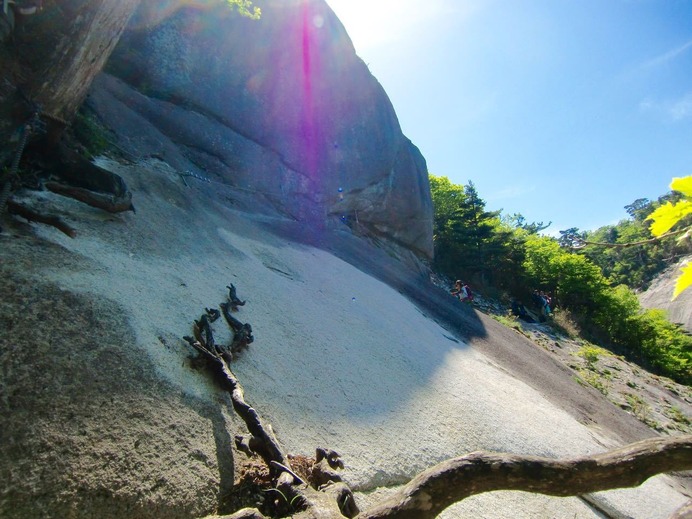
[0,240,235,519]
[639,255,692,332]
[1,158,686,519]
[94,0,433,258]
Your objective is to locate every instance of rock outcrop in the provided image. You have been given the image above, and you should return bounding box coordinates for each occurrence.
[639,255,692,333]
[1,158,687,519]
[0,0,138,168]
[88,0,433,258]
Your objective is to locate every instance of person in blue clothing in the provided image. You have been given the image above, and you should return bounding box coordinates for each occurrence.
[451,280,473,302]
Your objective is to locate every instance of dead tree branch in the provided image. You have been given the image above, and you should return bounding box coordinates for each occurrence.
[6,200,76,237]
[45,181,134,213]
[183,330,284,469]
[189,285,690,519]
[360,435,692,519]
[227,283,247,310]
[186,284,358,519]
[220,301,253,357]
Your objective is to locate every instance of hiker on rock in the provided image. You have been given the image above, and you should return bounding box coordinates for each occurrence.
[511,299,534,322]
[541,291,552,318]
[462,282,473,302]
[451,280,468,301]
[451,280,472,302]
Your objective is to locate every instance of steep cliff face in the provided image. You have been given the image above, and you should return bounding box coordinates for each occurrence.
[91,0,433,258]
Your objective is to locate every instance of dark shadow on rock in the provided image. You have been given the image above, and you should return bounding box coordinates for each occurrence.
[254,219,662,445]
[259,218,488,344]
[194,398,236,512]
[0,235,234,519]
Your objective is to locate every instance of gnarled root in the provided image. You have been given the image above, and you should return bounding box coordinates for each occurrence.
[187,285,692,519]
[6,199,76,237]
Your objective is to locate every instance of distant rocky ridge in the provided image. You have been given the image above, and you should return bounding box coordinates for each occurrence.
[639,255,692,333]
[87,0,433,258]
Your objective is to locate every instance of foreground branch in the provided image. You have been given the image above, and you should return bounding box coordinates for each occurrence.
[360,435,692,519]
[189,285,690,519]
[567,227,689,249]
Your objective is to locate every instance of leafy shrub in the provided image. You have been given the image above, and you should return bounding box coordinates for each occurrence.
[491,314,528,337]
[635,309,692,385]
[72,109,112,158]
[550,308,580,338]
[577,370,609,395]
[576,344,612,367]
[665,406,691,425]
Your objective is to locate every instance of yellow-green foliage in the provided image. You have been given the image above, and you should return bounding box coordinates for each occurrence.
[576,344,613,367]
[647,176,692,299]
[577,370,609,395]
[226,0,261,19]
[491,314,528,337]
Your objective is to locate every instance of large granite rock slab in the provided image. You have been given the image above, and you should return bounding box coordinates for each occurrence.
[91,0,433,258]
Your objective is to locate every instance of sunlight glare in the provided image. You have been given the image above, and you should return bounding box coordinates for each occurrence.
[326,0,447,52]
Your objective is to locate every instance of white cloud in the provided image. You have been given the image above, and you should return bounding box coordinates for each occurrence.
[669,93,692,121]
[639,92,692,122]
[640,39,692,70]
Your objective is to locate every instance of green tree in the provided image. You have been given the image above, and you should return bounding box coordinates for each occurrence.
[429,175,525,288]
[504,213,551,234]
[447,181,503,283]
[429,175,465,242]
[558,227,586,249]
[428,175,467,275]
[427,174,691,383]
[624,198,651,221]
[226,0,261,19]
[636,309,691,383]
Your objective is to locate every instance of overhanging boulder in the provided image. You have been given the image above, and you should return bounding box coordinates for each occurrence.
[93,0,433,258]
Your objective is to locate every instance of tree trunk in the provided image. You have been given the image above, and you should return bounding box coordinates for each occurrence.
[19,0,140,123]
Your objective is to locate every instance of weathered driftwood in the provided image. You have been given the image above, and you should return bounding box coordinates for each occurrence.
[184,332,287,469]
[189,285,692,519]
[227,284,247,310]
[221,301,253,357]
[6,199,76,237]
[186,285,358,519]
[359,435,692,519]
[45,181,134,213]
[185,328,359,519]
[185,285,278,469]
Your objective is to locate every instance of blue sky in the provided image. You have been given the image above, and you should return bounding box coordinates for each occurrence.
[325,0,692,234]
